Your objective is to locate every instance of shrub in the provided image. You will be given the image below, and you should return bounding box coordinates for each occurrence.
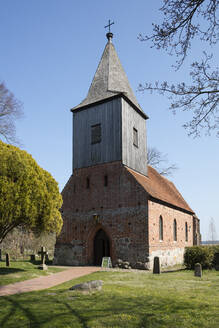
[211,245,219,268]
[184,246,214,269]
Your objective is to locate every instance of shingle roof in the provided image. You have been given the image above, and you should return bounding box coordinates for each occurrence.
[72,35,144,113]
[127,165,194,214]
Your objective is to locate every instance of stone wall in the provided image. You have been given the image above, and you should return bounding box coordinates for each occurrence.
[149,247,185,269]
[54,162,149,266]
[54,162,199,269]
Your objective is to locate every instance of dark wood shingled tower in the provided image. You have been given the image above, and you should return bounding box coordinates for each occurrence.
[54,29,200,268]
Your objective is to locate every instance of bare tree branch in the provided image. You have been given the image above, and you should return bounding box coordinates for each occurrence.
[139,52,219,137]
[147,146,178,176]
[139,0,219,137]
[0,82,23,145]
[139,0,219,68]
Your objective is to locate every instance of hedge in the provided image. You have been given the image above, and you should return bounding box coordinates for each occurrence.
[184,246,219,269]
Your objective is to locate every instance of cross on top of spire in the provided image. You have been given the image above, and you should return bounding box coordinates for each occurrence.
[105,19,114,33]
[104,19,114,41]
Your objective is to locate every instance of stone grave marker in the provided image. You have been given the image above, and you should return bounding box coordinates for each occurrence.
[215,252,219,271]
[30,254,36,262]
[69,280,103,292]
[153,256,160,274]
[38,246,48,270]
[194,263,202,277]
[6,253,10,267]
[45,253,49,264]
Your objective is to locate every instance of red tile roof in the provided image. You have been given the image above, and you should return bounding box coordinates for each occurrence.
[126,165,194,214]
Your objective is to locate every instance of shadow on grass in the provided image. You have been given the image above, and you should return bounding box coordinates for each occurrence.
[162,268,187,274]
[0,268,25,275]
[0,289,209,328]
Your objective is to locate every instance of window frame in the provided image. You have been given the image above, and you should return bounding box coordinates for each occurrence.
[159,215,163,241]
[185,222,188,242]
[173,219,177,241]
[133,127,138,148]
[91,123,101,145]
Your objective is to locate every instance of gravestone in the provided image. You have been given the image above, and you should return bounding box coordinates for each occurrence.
[153,256,160,274]
[215,253,219,271]
[194,263,202,277]
[30,254,36,262]
[69,280,103,292]
[45,253,49,264]
[0,249,2,261]
[6,253,10,267]
[38,246,48,270]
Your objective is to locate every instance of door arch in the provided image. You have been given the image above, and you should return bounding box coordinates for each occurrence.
[93,229,110,265]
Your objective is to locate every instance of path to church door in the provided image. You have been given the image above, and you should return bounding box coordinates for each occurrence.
[93,229,110,266]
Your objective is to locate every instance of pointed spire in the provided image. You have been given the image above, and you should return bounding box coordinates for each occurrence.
[72,33,144,113]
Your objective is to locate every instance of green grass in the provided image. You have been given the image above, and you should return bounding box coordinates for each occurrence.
[0,269,219,327]
[0,260,66,286]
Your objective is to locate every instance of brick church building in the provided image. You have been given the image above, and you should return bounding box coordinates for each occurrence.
[54,31,200,269]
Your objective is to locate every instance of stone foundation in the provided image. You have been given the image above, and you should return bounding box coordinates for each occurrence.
[149,247,185,269]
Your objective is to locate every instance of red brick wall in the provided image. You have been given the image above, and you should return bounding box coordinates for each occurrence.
[148,200,194,252]
[55,162,149,266]
[54,161,199,268]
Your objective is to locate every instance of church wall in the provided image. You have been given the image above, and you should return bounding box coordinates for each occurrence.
[73,98,122,170]
[121,99,147,177]
[148,200,194,268]
[54,162,149,266]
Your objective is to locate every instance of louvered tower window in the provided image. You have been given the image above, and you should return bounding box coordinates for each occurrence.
[91,124,101,144]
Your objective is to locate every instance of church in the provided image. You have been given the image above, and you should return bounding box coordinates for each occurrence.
[54,29,201,269]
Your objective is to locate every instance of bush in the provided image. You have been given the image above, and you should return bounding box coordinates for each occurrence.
[211,245,219,268]
[184,246,214,269]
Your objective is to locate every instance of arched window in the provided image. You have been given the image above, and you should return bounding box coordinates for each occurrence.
[173,219,177,241]
[185,222,188,241]
[159,216,163,240]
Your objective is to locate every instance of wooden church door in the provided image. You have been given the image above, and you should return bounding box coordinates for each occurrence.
[93,229,110,265]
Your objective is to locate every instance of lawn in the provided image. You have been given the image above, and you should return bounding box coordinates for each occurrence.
[0,269,219,328]
[0,260,66,286]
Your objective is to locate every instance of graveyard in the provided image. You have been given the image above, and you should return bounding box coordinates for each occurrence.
[0,256,219,327]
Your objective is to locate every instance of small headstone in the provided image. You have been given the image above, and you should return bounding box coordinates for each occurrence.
[6,253,10,267]
[38,246,48,270]
[0,249,2,261]
[30,254,36,262]
[45,253,49,263]
[69,280,103,292]
[215,253,219,271]
[153,256,160,274]
[194,263,202,277]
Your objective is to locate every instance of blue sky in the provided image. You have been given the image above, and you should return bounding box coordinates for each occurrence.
[0,0,218,241]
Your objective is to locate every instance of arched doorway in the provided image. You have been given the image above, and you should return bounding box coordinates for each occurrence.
[93,229,110,265]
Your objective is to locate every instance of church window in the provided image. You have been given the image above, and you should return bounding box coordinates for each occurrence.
[173,219,177,241]
[133,127,138,147]
[185,222,188,241]
[104,175,108,186]
[91,124,101,144]
[86,177,90,189]
[159,216,163,241]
